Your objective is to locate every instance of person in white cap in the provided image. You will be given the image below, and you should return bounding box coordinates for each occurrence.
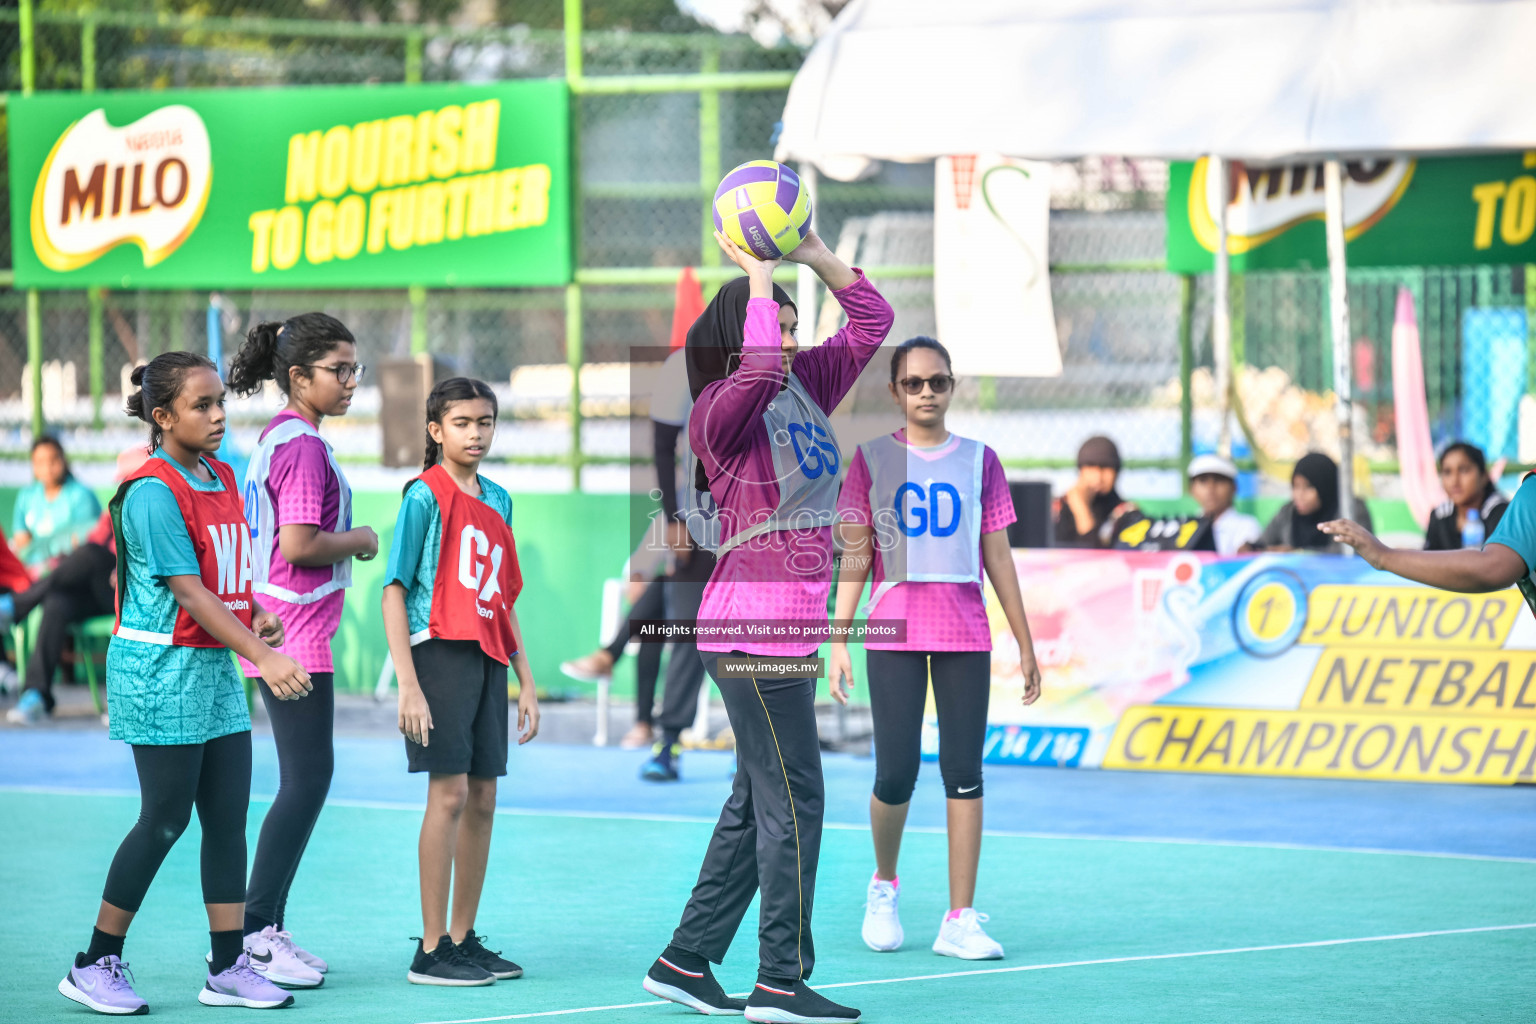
[1188,454,1261,555]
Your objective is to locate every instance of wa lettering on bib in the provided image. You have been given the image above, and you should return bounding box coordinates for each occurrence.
[413,465,522,665]
[860,432,984,617]
[110,456,255,647]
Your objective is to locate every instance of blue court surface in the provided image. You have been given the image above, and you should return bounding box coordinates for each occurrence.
[4,729,1535,1023]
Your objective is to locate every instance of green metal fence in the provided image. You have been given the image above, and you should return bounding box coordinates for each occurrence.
[3,1,1533,487]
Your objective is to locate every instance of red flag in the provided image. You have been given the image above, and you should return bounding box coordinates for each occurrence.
[669,266,705,350]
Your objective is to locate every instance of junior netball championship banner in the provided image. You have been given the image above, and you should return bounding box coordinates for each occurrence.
[1165,152,1536,273]
[940,551,1536,785]
[7,81,570,289]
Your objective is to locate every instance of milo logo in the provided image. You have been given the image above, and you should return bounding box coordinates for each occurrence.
[1187,156,1415,255]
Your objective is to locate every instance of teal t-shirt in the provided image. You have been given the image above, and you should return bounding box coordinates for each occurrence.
[12,477,101,567]
[384,474,513,638]
[106,451,250,746]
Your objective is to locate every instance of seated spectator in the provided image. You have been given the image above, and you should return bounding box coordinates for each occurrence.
[1055,435,1136,548]
[1252,451,1373,553]
[1188,454,1261,554]
[5,446,147,725]
[12,436,101,572]
[1425,441,1508,550]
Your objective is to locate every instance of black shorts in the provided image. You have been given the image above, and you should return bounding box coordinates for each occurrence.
[405,638,509,778]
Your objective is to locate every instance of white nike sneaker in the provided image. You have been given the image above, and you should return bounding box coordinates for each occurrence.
[932,908,1003,960]
[861,874,903,952]
[270,928,327,975]
[242,926,324,988]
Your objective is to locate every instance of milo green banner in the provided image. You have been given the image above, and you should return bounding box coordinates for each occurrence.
[8,81,570,289]
[1167,152,1536,273]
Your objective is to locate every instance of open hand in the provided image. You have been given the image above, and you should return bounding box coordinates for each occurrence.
[516,683,541,745]
[715,229,779,279]
[1019,647,1042,705]
[827,644,854,706]
[399,686,432,746]
[258,651,310,701]
[1320,519,1387,568]
[781,228,829,267]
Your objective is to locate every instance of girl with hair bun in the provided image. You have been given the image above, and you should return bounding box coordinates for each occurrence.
[59,351,310,1015]
[382,377,539,987]
[226,312,378,985]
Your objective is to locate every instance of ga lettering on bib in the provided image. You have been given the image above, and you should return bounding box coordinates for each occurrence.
[110,456,255,647]
[412,464,523,665]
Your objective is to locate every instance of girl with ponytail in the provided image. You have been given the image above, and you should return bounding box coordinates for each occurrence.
[381,377,539,986]
[59,350,309,1015]
[227,312,376,984]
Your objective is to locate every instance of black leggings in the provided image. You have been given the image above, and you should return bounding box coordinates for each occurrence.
[867,650,991,803]
[102,731,252,912]
[16,541,116,712]
[245,672,334,933]
[606,578,665,725]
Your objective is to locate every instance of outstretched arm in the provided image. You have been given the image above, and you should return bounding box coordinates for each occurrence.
[1320,519,1527,593]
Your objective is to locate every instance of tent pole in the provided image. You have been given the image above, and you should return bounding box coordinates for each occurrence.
[797,163,820,334]
[1211,156,1232,458]
[1324,159,1356,526]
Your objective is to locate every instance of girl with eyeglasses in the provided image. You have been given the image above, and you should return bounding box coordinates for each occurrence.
[829,336,1042,962]
[224,313,379,987]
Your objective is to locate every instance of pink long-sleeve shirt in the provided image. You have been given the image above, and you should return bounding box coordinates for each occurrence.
[692,270,894,656]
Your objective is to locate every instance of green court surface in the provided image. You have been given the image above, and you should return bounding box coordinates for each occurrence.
[5,790,1534,1024]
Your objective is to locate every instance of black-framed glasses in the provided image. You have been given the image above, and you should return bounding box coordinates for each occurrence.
[898,374,954,395]
[301,363,366,385]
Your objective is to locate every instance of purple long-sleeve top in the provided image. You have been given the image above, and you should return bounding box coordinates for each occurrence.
[690,269,894,655]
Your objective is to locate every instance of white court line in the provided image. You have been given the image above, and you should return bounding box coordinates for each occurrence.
[415,922,1536,1024]
[6,784,1534,866]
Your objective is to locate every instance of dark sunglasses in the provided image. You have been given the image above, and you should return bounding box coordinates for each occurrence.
[301,363,366,385]
[897,374,955,395]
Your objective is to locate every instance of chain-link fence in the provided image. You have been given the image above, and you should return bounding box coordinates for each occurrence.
[2,4,1531,493]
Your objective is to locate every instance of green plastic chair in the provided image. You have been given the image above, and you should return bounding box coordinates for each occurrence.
[71,614,117,714]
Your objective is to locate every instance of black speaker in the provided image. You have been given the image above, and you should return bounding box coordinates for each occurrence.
[1007,480,1053,548]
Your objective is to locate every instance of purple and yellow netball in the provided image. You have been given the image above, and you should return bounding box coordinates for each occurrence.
[712,160,811,261]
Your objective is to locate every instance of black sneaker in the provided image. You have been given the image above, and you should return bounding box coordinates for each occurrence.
[745,978,860,1023]
[407,935,495,986]
[642,743,681,782]
[457,929,523,980]
[642,951,746,1015]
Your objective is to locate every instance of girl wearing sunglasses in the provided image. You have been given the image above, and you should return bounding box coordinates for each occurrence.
[829,336,1042,961]
[224,313,379,986]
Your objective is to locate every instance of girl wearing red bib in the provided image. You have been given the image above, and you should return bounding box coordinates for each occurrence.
[59,352,311,1016]
[830,337,1043,962]
[382,377,540,987]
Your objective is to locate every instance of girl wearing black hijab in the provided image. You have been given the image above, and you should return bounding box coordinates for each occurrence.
[1254,452,1373,553]
[642,228,892,1024]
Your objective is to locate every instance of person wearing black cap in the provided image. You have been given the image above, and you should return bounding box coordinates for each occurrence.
[1055,436,1136,548]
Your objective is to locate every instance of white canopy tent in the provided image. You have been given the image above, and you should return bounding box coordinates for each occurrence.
[775,0,1536,513]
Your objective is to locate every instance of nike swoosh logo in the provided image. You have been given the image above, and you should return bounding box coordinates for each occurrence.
[249,950,274,964]
[958,785,979,794]
[77,974,97,993]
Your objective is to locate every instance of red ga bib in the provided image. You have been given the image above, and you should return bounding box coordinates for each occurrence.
[416,464,522,665]
[111,456,254,647]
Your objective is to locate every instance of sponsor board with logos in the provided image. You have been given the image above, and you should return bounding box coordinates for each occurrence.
[1166,152,1536,273]
[957,550,1536,784]
[7,81,570,289]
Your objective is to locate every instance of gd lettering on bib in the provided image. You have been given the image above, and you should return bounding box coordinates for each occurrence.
[860,432,984,617]
[413,464,522,665]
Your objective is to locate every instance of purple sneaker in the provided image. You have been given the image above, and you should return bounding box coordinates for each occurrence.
[58,954,148,1015]
[198,953,295,1009]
